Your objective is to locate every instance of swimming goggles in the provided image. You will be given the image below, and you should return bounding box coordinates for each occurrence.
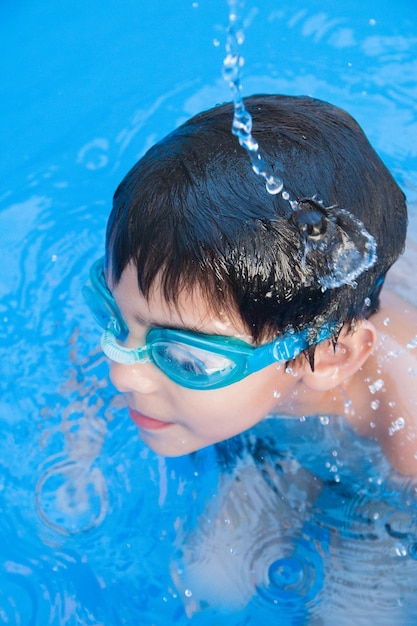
[83,258,334,390]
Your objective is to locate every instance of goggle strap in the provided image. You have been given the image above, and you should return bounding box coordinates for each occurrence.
[101,328,152,365]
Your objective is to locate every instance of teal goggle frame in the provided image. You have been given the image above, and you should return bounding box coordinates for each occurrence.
[82,258,334,390]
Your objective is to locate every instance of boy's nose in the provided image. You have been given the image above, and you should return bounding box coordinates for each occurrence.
[109,360,160,394]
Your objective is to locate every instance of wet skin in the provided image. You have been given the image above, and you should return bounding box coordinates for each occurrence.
[108,262,417,474]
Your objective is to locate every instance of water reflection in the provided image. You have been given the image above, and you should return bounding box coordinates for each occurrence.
[1,0,417,623]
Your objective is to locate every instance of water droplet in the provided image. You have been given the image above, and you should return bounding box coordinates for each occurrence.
[383,317,391,326]
[319,416,330,425]
[369,379,384,394]
[364,297,371,307]
[344,398,353,416]
[184,589,193,598]
[282,190,290,200]
[236,29,245,45]
[389,417,405,436]
[394,544,407,558]
[266,178,283,195]
[407,336,417,349]
[273,390,281,399]
[371,400,380,411]
[370,421,376,428]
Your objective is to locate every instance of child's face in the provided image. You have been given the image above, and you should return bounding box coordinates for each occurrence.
[108,262,308,456]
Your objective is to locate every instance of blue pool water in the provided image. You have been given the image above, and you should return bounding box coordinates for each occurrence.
[1,0,417,624]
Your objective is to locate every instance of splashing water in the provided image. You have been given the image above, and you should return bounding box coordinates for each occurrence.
[222,0,377,291]
[222,0,283,195]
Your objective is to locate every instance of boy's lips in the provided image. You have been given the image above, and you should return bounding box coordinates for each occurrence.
[128,408,174,430]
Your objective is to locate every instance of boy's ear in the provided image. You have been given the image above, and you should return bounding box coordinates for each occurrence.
[301,319,377,392]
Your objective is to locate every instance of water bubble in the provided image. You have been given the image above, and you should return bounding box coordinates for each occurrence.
[364,297,371,307]
[184,589,193,598]
[319,416,330,425]
[371,400,380,411]
[282,190,290,200]
[383,317,391,326]
[273,390,281,399]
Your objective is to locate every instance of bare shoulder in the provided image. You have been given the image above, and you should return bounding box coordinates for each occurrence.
[376,289,417,340]
[367,288,417,475]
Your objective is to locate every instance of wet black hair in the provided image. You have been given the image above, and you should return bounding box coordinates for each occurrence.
[106,94,407,346]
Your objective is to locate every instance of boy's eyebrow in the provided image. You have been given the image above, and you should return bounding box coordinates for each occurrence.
[132,313,207,335]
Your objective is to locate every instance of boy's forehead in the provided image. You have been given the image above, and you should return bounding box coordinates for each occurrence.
[110,261,250,339]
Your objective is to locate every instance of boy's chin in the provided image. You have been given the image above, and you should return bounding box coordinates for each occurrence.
[140,433,213,458]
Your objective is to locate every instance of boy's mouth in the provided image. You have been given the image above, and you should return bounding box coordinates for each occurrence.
[128,407,174,430]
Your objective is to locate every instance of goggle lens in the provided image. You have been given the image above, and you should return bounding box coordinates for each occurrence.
[151,340,237,387]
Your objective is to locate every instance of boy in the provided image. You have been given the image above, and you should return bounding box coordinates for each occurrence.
[85,94,417,476]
